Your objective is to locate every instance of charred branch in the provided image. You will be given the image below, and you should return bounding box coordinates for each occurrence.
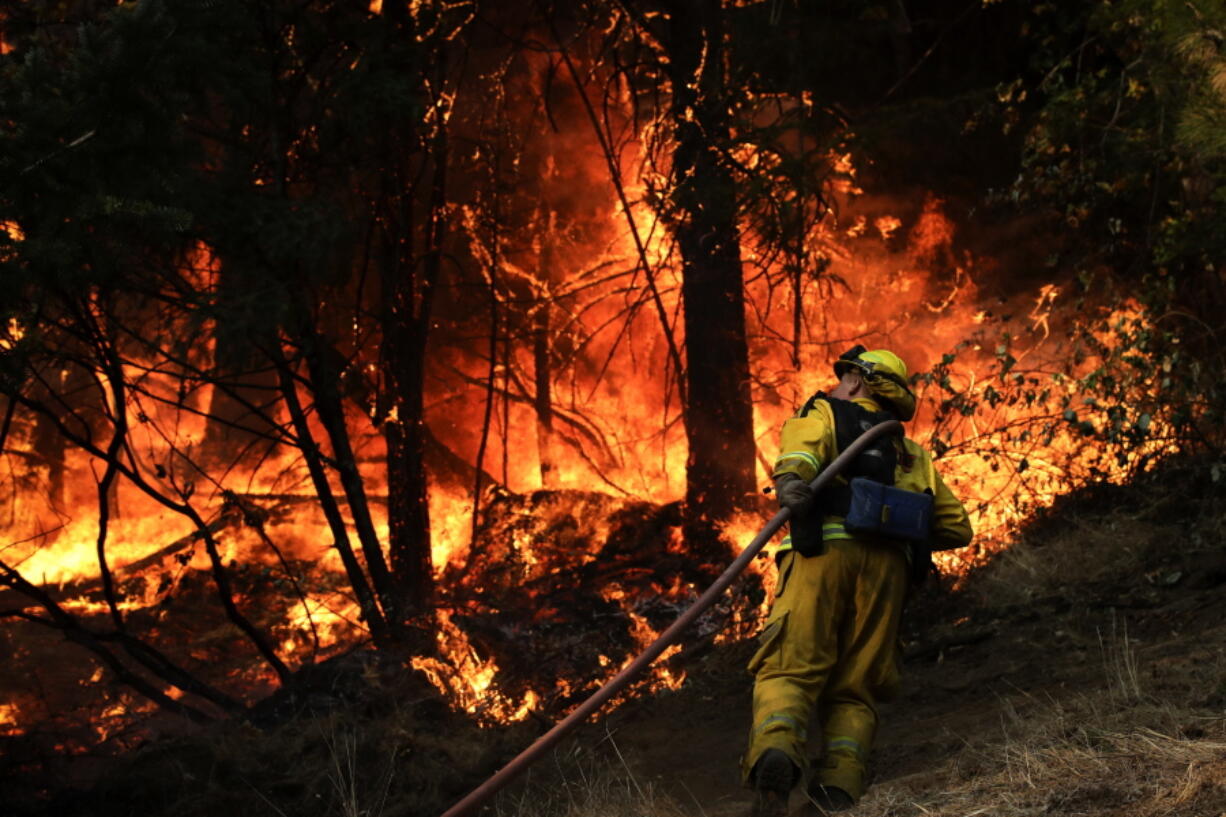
[533,301,557,489]
[273,347,390,645]
[546,9,689,410]
[95,337,130,633]
[446,364,620,471]
[0,397,16,480]
[298,326,400,636]
[109,319,295,451]
[472,225,502,555]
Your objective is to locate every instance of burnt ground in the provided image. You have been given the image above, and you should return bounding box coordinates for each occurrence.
[511,459,1226,817]
[5,459,1226,817]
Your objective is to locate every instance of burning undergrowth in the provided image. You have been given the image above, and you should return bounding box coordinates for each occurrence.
[0,483,768,808]
[0,193,1201,800]
[424,489,767,718]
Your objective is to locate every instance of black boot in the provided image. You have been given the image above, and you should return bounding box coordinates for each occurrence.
[805,782,854,813]
[750,749,797,817]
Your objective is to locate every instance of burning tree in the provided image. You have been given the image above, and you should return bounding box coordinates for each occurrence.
[0,0,472,713]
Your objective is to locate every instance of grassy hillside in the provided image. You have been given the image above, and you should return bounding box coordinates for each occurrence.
[505,457,1226,817]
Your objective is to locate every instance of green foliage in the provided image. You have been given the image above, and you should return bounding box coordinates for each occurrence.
[1007,1,1226,293]
[980,0,1226,505]
[913,287,1223,546]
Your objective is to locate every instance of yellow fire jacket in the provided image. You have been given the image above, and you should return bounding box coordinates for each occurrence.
[771,396,972,553]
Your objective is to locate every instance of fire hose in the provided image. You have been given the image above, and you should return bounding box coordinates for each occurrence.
[438,419,903,817]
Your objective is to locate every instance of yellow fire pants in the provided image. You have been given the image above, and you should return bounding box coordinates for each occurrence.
[741,539,908,801]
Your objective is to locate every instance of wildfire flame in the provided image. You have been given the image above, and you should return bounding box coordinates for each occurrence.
[0,115,1180,743]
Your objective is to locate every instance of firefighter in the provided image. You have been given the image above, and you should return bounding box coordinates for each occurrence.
[743,346,972,815]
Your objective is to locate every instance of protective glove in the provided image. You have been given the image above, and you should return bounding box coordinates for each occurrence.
[774,473,815,516]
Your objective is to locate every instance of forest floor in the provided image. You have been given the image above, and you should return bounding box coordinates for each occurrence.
[9,459,1226,817]
[506,460,1226,817]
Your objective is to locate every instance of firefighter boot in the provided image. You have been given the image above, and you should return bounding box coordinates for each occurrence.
[807,745,863,811]
[749,748,797,817]
[805,781,855,813]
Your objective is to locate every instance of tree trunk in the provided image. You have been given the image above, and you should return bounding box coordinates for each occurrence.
[355,3,440,646]
[31,368,67,514]
[274,346,390,645]
[667,0,756,523]
[383,252,436,628]
[298,321,402,639]
[533,298,557,489]
[202,266,281,466]
[380,117,445,634]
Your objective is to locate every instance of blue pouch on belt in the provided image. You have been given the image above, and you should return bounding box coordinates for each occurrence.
[843,477,933,542]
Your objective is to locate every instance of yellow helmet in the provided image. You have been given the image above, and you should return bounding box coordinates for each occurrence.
[833,345,916,421]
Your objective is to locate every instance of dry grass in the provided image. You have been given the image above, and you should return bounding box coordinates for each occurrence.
[970,506,1164,609]
[973,465,1226,611]
[321,721,396,817]
[852,629,1226,817]
[1098,613,1143,703]
[497,731,690,817]
[858,710,1226,816]
[497,639,1226,817]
